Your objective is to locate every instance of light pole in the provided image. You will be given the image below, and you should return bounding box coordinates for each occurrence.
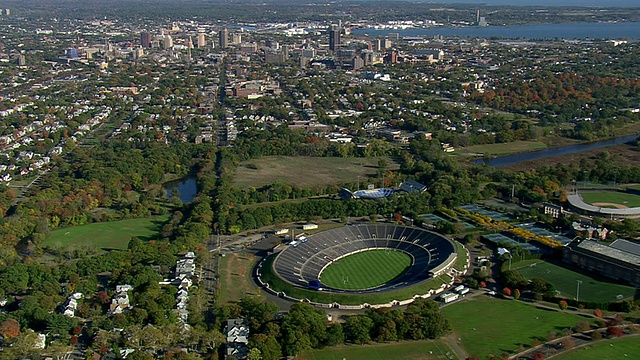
[508,253,512,271]
[576,280,582,302]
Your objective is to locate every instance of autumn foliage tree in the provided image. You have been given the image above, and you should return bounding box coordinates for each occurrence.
[502,287,512,297]
[606,326,623,338]
[558,300,568,310]
[594,309,603,317]
[0,318,20,339]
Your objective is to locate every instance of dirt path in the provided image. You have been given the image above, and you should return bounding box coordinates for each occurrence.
[592,202,629,209]
[443,334,469,360]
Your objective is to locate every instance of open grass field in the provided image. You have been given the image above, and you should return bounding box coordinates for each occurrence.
[514,260,636,302]
[300,339,455,360]
[554,335,640,360]
[442,296,597,359]
[43,215,170,251]
[233,156,400,189]
[218,253,263,303]
[460,141,547,156]
[580,191,640,208]
[319,250,412,290]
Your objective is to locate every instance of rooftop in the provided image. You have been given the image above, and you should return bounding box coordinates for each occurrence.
[576,240,640,266]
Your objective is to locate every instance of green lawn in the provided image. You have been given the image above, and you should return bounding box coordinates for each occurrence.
[580,191,640,207]
[554,335,640,360]
[302,339,455,360]
[442,296,596,359]
[514,260,636,302]
[218,253,263,303]
[44,215,170,251]
[234,156,400,189]
[320,250,412,290]
[453,241,468,272]
[460,141,547,156]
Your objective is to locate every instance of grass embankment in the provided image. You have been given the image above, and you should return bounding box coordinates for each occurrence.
[453,241,468,272]
[218,253,263,303]
[553,335,640,360]
[301,339,455,360]
[44,215,170,251]
[234,156,400,189]
[460,141,547,156]
[513,260,636,303]
[442,296,597,359]
[320,250,412,290]
[580,191,640,208]
[261,254,450,305]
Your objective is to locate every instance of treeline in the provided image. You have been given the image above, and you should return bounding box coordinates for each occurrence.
[214,297,450,359]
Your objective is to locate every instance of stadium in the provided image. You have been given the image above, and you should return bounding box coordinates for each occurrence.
[567,193,640,219]
[267,224,458,299]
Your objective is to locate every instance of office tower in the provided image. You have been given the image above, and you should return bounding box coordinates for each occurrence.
[140,32,151,48]
[382,38,392,49]
[219,28,229,48]
[4,9,9,15]
[328,25,341,51]
[16,54,25,66]
[231,33,242,45]
[374,38,382,51]
[164,35,173,49]
[352,56,364,70]
[197,33,206,48]
[188,36,194,49]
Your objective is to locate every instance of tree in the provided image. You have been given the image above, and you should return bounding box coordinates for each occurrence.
[344,315,374,344]
[247,348,262,360]
[513,289,521,300]
[250,334,281,360]
[502,287,512,297]
[325,323,345,346]
[0,318,20,339]
[558,300,568,310]
[561,337,575,350]
[594,309,603,317]
[606,326,623,338]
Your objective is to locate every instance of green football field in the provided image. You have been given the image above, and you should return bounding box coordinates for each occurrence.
[514,260,636,302]
[580,191,640,207]
[554,336,640,360]
[319,249,412,290]
[303,339,454,360]
[442,296,597,359]
[44,215,170,251]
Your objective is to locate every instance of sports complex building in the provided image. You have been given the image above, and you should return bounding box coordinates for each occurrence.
[563,238,640,287]
[260,224,461,306]
[567,193,640,219]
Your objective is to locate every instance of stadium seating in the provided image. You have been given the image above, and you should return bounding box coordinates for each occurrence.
[272,224,456,293]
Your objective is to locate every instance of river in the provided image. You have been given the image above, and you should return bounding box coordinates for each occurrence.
[164,176,198,203]
[472,134,640,167]
[352,21,640,40]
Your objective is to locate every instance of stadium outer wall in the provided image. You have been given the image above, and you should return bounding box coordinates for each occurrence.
[254,224,470,310]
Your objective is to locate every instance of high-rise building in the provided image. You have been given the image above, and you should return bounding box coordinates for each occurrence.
[163,35,173,49]
[219,28,229,48]
[328,25,341,51]
[140,32,151,48]
[16,54,25,66]
[231,33,242,45]
[197,33,206,48]
[4,9,9,16]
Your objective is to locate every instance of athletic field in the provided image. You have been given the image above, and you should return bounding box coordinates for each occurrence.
[442,296,597,359]
[44,215,170,251]
[554,336,640,360]
[580,191,640,208]
[319,250,411,290]
[303,339,455,360]
[514,260,636,302]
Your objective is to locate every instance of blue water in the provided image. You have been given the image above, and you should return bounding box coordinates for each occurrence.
[472,134,640,167]
[352,21,640,39]
[424,0,638,6]
[164,176,198,203]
